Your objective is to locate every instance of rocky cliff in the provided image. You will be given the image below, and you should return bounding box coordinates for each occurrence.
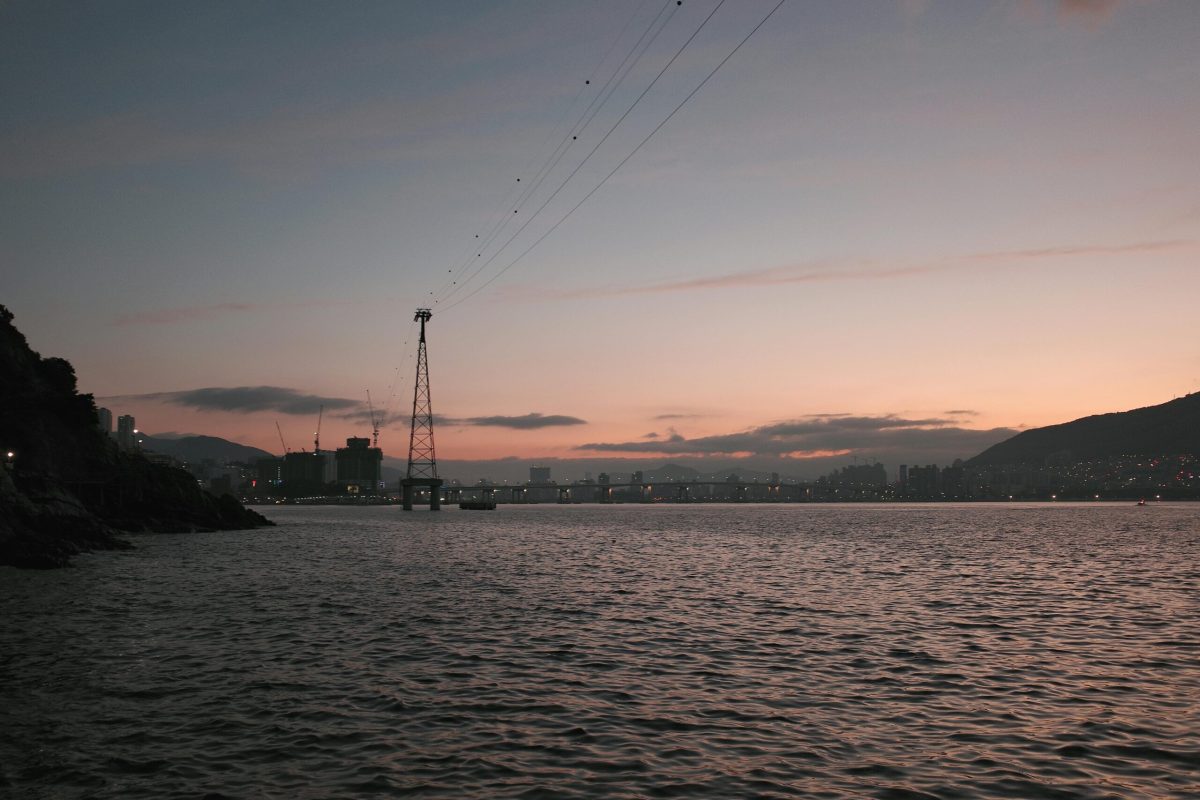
[0,305,272,568]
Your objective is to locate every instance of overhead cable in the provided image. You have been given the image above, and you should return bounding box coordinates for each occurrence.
[439,0,788,313]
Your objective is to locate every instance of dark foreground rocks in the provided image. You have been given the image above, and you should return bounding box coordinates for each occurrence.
[0,304,272,569]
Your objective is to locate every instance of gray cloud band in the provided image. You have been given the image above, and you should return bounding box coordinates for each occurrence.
[579,415,1014,458]
[105,386,360,416]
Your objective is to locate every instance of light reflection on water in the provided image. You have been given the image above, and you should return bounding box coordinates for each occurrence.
[2,503,1198,798]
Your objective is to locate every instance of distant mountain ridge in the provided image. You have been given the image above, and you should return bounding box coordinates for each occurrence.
[967,393,1200,466]
[141,434,273,464]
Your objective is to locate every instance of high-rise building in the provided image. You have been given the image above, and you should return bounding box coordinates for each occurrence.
[116,415,136,450]
[908,464,939,498]
[335,437,383,494]
[97,407,113,435]
[256,457,282,489]
[281,452,327,494]
[529,465,551,483]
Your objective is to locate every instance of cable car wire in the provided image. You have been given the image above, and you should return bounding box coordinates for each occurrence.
[438,0,730,306]
[427,0,671,303]
[439,0,788,313]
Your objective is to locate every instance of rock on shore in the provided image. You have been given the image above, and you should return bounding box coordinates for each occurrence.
[0,304,272,569]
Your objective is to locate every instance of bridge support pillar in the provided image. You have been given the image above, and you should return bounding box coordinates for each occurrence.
[401,478,443,511]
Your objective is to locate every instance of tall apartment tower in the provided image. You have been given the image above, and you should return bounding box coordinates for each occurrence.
[335,437,383,494]
[97,407,113,435]
[116,414,136,450]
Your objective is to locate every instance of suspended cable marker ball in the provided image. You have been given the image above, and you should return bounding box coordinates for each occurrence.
[430,0,779,316]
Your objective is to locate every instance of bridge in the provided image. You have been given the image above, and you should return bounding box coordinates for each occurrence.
[437,480,813,505]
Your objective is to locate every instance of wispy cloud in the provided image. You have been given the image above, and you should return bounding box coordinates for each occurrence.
[898,0,931,17]
[964,240,1187,262]
[442,413,587,430]
[0,101,426,180]
[114,302,268,327]
[547,239,1192,300]
[0,31,578,182]
[105,386,360,415]
[1016,0,1130,27]
[552,259,906,299]
[1057,0,1123,24]
[112,297,385,326]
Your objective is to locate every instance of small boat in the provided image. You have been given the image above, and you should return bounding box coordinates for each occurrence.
[1137,499,1147,506]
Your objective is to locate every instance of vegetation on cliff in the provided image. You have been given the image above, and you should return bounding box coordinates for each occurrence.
[0,305,272,568]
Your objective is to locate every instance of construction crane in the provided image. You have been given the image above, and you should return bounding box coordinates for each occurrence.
[314,404,323,454]
[275,421,290,455]
[366,389,380,448]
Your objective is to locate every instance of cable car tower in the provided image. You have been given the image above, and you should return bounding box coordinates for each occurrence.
[401,308,443,510]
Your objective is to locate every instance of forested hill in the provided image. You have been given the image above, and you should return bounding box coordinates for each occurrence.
[967,393,1200,467]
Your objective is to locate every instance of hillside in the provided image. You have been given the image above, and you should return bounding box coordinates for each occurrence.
[968,393,1200,467]
[0,305,272,568]
[140,434,273,464]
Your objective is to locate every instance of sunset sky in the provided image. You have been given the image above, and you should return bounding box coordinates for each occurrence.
[3,0,1198,478]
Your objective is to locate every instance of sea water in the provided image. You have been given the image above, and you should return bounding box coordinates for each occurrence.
[2,503,1198,798]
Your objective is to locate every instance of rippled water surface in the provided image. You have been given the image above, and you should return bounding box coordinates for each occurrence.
[2,503,1199,799]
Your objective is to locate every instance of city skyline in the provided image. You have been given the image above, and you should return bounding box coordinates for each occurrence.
[4,1,1199,470]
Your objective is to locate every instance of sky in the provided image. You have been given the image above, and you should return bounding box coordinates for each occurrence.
[3,0,1198,480]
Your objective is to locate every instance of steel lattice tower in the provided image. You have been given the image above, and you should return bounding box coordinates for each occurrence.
[401,308,443,510]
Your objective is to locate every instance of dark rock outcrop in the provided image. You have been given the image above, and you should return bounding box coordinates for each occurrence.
[0,304,272,568]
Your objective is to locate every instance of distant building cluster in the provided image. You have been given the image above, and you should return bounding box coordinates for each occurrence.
[90,402,1198,504]
[97,406,141,452]
[94,405,386,501]
[251,437,384,499]
[176,437,384,501]
[817,455,1198,501]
